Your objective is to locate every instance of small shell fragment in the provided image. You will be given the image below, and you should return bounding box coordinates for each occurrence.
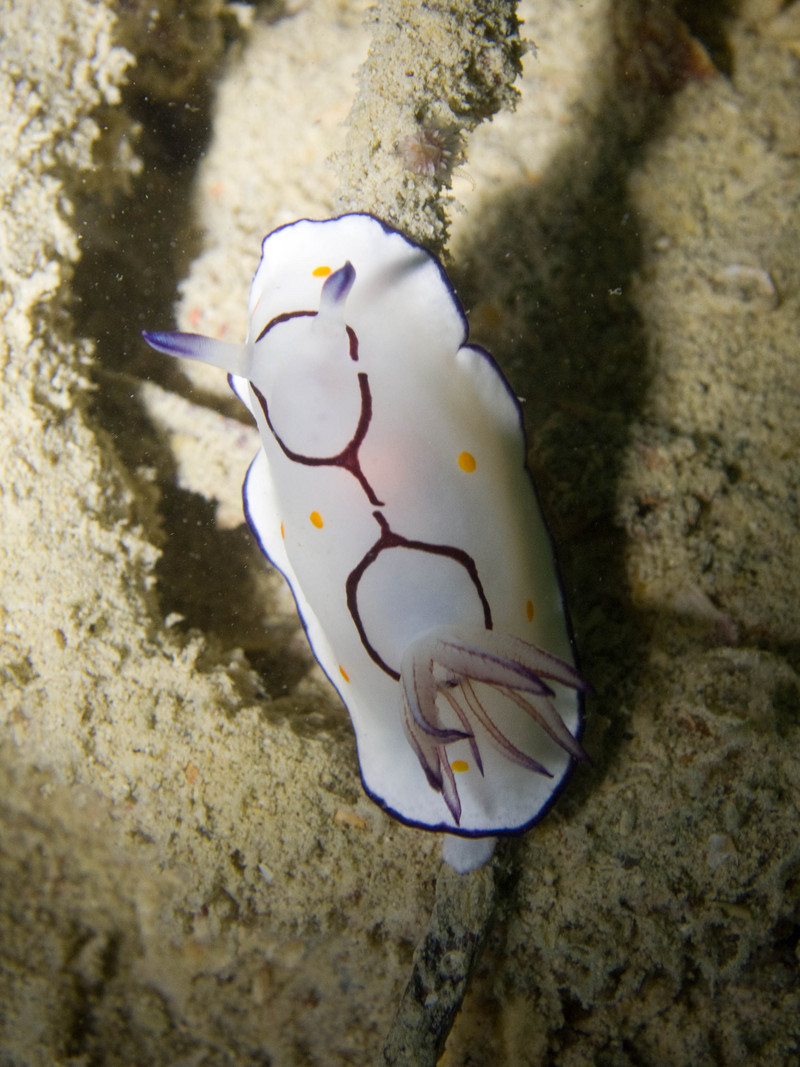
[334,808,368,829]
[708,264,778,312]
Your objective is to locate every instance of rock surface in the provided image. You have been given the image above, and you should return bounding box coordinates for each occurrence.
[1,0,798,1064]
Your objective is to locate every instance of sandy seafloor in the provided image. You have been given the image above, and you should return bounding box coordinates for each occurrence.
[1,0,799,1063]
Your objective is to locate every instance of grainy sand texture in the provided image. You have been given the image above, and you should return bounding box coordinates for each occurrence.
[1,0,798,1063]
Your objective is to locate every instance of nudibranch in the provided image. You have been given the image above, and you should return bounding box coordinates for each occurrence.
[144,213,588,873]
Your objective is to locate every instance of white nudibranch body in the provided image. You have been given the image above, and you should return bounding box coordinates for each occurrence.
[144,213,588,873]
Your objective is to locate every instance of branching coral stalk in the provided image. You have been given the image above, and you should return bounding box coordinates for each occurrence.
[335,0,524,255]
[336,5,526,1061]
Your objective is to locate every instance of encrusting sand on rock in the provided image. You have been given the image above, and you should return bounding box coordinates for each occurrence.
[1,0,798,1063]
